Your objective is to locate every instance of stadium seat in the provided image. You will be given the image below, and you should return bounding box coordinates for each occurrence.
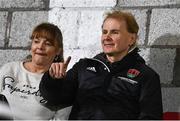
[163,112,180,120]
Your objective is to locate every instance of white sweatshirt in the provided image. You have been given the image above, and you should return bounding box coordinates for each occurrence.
[0,61,71,120]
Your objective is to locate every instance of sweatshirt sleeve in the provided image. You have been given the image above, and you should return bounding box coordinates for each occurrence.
[39,62,79,107]
[138,70,163,119]
[0,63,11,93]
[0,66,4,93]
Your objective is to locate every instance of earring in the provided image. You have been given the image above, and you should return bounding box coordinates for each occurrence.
[53,55,63,62]
[54,55,58,62]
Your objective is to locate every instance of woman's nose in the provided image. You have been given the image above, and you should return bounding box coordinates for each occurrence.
[38,42,45,49]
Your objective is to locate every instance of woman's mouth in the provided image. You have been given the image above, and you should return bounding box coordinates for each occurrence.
[35,53,47,56]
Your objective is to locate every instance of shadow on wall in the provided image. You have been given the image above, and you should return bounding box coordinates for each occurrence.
[148,33,180,85]
[148,33,180,112]
[150,33,180,45]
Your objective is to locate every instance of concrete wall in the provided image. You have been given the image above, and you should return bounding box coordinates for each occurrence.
[0,0,180,113]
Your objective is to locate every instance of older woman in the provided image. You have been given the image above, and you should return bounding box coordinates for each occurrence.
[0,23,71,120]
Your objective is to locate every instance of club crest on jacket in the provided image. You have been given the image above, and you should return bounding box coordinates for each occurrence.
[127,69,140,78]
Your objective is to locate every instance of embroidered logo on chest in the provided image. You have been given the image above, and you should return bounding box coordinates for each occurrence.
[86,67,97,72]
[127,69,140,78]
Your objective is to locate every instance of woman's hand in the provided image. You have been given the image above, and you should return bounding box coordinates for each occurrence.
[49,56,71,79]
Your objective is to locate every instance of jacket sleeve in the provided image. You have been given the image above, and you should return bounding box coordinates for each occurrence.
[138,70,163,119]
[39,61,79,107]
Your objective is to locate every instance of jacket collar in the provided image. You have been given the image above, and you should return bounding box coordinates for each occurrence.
[94,48,145,73]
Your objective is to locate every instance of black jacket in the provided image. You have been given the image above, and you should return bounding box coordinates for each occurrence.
[40,48,163,119]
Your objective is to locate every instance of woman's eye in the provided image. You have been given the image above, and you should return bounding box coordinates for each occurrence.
[33,39,39,43]
[45,42,52,46]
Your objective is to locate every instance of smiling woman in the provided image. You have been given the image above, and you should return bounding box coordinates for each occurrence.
[0,23,71,120]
